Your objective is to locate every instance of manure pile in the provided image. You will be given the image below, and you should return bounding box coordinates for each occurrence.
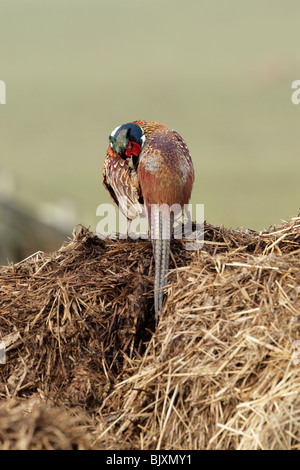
[0,217,300,450]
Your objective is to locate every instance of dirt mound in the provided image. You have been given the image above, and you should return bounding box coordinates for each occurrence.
[1,217,300,449]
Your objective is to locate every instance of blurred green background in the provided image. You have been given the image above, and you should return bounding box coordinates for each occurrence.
[0,0,300,262]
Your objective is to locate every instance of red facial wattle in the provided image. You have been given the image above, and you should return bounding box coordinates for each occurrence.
[125,141,141,158]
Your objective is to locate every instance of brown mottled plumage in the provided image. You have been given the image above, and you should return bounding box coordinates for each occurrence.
[103,120,194,323]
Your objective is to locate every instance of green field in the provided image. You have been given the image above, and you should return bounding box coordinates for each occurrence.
[1,0,300,240]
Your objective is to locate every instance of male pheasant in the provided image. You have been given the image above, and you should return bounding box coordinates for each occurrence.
[102,120,194,323]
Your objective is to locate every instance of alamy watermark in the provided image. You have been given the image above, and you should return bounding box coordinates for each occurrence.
[96,199,204,250]
[0,341,5,364]
[0,80,6,104]
[291,80,300,105]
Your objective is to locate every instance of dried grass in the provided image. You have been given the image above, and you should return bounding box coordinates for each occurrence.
[1,216,300,449]
[0,398,90,450]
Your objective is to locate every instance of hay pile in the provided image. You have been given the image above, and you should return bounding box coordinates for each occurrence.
[0,216,300,450]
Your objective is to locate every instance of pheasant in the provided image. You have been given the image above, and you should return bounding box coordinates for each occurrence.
[102,120,194,323]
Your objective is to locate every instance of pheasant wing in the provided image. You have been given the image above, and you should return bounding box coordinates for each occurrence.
[103,148,144,220]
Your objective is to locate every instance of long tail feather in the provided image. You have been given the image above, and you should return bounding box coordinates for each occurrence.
[151,205,172,324]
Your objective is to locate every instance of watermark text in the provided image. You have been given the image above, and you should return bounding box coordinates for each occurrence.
[291,80,300,105]
[96,200,204,250]
[0,341,5,364]
[0,80,6,104]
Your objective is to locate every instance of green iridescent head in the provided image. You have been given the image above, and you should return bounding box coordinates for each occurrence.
[109,123,145,159]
